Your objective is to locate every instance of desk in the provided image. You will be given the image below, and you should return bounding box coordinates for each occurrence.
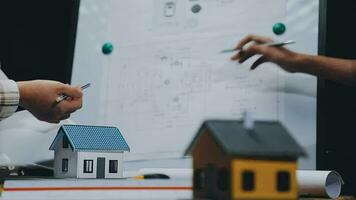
[0,179,191,199]
[1,179,353,200]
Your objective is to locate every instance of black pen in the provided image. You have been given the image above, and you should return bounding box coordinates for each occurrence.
[133,173,170,179]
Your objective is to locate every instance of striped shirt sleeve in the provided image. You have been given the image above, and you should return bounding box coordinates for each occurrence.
[0,80,20,120]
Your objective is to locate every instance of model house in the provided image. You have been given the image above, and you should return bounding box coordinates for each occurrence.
[49,125,130,179]
[185,120,306,200]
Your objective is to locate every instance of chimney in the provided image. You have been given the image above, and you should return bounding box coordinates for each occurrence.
[243,111,254,131]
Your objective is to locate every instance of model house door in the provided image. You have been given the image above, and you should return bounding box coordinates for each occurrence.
[206,165,218,199]
[97,157,105,178]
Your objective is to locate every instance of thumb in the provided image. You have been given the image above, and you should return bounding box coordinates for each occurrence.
[59,84,83,98]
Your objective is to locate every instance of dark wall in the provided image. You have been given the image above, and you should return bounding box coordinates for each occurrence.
[317,0,356,195]
[0,0,79,82]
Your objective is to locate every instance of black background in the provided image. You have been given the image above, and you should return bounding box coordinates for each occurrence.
[317,0,356,195]
[0,0,79,83]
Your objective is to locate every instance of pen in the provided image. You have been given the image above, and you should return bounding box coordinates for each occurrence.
[55,83,91,103]
[220,40,296,53]
[133,173,170,180]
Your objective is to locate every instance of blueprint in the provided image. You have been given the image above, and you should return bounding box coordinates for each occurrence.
[72,0,318,166]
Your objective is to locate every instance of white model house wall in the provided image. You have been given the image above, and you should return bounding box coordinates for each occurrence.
[54,139,78,178]
[77,151,124,179]
[54,142,124,179]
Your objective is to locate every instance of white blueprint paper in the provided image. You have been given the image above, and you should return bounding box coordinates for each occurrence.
[71,0,318,164]
[97,0,284,160]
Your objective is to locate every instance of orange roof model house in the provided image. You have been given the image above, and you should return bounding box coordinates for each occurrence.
[185,120,306,200]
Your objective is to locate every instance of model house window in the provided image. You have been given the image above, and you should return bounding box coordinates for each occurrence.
[217,168,229,191]
[62,159,68,172]
[83,160,93,173]
[63,136,69,148]
[277,171,290,192]
[109,160,118,173]
[193,169,205,190]
[242,170,255,191]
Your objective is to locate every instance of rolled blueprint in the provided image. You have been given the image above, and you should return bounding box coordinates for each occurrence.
[297,170,344,199]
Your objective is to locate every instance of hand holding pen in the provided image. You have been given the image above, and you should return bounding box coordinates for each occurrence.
[17,80,85,123]
[229,35,299,72]
[56,83,90,103]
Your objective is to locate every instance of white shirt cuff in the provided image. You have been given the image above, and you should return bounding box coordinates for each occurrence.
[0,80,20,120]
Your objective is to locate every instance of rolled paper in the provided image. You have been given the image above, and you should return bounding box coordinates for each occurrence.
[297,170,344,199]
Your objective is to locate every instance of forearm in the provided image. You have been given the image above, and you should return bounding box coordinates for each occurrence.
[293,54,356,85]
[17,81,29,108]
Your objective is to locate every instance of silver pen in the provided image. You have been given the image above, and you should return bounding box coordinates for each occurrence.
[55,83,91,103]
[220,40,296,53]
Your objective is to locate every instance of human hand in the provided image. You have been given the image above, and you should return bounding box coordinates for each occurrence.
[17,80,83,123]
[231,34,300,72]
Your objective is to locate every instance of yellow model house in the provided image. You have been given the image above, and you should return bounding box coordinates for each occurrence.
[185,120,306,200]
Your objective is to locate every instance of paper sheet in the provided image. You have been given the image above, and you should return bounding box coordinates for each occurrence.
[0,111,74,166]
[73,0,286,160]
[71,0,319,166]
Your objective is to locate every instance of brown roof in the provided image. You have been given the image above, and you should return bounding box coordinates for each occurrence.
[185,120,306,158]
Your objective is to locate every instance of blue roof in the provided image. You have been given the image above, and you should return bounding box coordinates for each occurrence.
[49,125,130,152]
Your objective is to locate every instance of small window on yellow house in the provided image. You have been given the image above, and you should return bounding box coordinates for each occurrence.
[217,168,229,191]
[194,169,205,190]
[242,170,255,191]
[277,171,290,192]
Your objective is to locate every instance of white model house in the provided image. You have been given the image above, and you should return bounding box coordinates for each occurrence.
[49,125,130,179]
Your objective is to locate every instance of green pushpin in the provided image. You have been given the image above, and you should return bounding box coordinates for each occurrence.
[102,42,114,55]
[273,22,286,35]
